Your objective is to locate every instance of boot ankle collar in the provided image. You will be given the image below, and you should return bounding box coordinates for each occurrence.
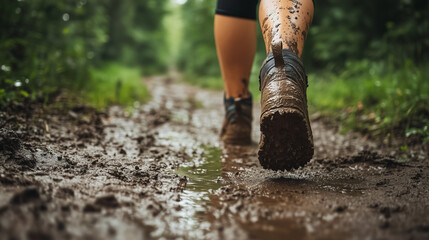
[259,49,308,92]
[224,93,252,121]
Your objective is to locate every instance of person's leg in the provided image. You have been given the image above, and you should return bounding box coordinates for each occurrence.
[214,0,258,99]
[259,0,314,56]
[215,0,259,145]
[257,0,315,170]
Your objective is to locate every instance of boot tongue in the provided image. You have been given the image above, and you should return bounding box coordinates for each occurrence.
[234,99,242,115]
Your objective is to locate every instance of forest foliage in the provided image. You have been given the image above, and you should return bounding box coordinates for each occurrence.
[1,0,428,141]
[1,0,167,106]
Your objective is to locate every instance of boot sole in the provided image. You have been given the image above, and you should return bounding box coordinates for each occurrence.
[259,107,314,170]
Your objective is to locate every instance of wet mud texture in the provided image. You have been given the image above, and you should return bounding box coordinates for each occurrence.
[1,77,429,240]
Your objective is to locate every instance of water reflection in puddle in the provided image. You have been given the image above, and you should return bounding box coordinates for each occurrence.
[175,145,223,236]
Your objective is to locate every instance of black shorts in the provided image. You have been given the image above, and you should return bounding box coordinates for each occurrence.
[215,0,259,20]
[215,0,314,20]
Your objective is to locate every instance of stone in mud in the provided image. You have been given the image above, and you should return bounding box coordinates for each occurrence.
[334,206,348,213]
[0,128,36,167]
[13,148,36,168]
[0,128,21,153]
[83,203,101,213]
[95,195,120,208]
[119,148,127,155]
[136,134,155,148]
[10,187,40,205]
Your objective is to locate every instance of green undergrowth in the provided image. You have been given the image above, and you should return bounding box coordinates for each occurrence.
[1,63,150,111]
[86,63,150,109]
[308,59,429,142]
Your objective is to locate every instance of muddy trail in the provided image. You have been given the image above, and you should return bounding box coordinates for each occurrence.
[0,77,428,240]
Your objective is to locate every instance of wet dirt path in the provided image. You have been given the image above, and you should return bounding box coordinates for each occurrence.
[1,77,428,239]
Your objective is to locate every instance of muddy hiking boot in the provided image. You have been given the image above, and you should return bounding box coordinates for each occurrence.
[258,42,314,170]
[220,94,252,145]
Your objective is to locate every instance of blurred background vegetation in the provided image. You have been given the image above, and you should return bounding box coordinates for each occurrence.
[1,0,428,142]
[0,0,167,108]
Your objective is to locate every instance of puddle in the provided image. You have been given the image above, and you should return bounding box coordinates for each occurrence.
[174,145,223,235]
[176,145,223,193]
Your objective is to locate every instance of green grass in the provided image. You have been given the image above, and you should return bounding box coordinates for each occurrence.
[86,63,150,109]
[308,60,429,142]
[0,63,149,109]
[0,63,150,111]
